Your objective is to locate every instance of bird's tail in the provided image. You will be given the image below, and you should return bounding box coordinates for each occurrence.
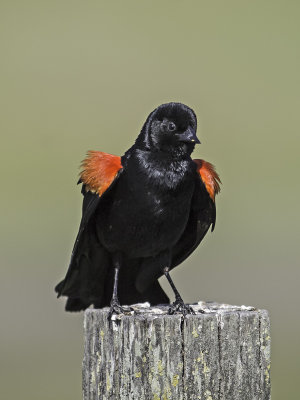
[55,256,169,312]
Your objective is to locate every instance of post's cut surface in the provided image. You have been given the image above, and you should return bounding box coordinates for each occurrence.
[82,302,270,400]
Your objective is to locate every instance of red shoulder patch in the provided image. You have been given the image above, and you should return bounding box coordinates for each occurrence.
[193,159,221,201]
[80,151,122,196]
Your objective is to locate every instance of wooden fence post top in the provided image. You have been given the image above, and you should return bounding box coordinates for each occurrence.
[83,302,271,400]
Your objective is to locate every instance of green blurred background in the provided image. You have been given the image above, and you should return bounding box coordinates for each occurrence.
[1,1,299,399]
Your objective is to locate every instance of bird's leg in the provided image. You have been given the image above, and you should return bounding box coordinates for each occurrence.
[163,267,195,316]
[108,253,125,319]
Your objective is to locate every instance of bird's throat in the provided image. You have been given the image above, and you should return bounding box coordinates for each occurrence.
[128,149,194,191]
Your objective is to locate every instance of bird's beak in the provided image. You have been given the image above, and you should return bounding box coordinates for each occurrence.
[178,126,200,144]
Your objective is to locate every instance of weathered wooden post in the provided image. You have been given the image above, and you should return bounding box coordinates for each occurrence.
[83,302,270,400]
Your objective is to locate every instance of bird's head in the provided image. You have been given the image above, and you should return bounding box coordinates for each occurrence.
[134,102,200,156]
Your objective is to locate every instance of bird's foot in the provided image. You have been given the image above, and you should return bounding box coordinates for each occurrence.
[168,297,196,316]
[108,299,126,320]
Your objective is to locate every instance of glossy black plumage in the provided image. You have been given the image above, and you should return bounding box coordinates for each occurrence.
[55,102,219,313]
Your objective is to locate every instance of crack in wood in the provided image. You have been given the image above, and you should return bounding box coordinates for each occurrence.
[217,313,222,400]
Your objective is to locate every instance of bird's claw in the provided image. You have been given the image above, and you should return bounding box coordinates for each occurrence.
[168,299,196,316]
[108,300,126,320]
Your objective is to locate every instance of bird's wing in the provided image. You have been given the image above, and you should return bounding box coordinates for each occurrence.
[76,151,123,237]
[171,159,221,268]
[55,151,123,307]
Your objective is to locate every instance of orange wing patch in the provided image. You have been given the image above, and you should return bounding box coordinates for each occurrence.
[80,151,122,196]
[193,159,221,201]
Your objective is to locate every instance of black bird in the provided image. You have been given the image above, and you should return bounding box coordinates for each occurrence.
[55,102,221,317]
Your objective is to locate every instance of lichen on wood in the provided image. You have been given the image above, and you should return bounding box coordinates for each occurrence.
[82,302,270,400]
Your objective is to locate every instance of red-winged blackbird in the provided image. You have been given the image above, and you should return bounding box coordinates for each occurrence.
[55,102,221,317]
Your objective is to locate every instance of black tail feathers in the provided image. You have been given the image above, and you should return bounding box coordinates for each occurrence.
[65,297,91,312]
[54,280,64,298]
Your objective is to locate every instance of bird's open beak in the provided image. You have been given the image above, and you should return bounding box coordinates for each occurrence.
[178,127,200,144]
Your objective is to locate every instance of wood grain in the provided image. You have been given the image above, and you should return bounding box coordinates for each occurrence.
[83,302,270,400]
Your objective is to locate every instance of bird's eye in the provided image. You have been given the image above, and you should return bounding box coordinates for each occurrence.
[168,122,176,131]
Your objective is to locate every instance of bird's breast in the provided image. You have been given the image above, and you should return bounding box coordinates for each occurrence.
[96,157,196,257]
